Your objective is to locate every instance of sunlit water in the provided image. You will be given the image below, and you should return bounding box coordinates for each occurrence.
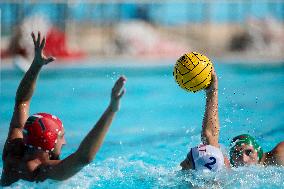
[1,61,284,188]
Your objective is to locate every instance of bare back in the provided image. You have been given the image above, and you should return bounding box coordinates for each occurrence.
[2,139,36,185]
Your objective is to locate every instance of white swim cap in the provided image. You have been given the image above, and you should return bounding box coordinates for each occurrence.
[189,144,224,172]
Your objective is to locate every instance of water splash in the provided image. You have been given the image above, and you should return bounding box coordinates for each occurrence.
[7,159,284,189]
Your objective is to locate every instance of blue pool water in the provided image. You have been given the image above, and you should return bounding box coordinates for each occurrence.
[1,62,284,188]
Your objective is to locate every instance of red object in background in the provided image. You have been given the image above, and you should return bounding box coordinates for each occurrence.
[44,27,85,60]
[1,27,85,60]
[1,47,28,59]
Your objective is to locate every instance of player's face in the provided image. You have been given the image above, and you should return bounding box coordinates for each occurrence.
[51,129,66,160]
[231,144,258,167]
[180,151,194,170]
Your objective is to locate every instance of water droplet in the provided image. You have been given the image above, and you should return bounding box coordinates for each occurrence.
[225,118,232,123]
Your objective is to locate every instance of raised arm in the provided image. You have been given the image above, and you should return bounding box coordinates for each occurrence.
[37,76,126,181]
[7,32,55,141]
[75,76,126,162]
[201,68,220,148]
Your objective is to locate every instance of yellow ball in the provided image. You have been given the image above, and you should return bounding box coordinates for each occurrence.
[173,52,213,92]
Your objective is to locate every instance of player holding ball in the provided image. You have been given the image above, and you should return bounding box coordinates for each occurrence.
[175,52,284,171]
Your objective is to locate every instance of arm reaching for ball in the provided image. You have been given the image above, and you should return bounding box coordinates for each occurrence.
[201,67,219,148]
[34,76,127,181]
[201,68,231,168]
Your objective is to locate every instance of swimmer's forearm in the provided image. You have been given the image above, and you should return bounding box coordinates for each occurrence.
[75,76,125,163]
[52,77,125,175]
[8,32,52,140]
[202,89,220,147]
[44,105,119,180]
[76,105,116,163]
[15,61,42,104]
[10,61,43,133]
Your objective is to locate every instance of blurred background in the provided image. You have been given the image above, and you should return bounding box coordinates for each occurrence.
[1,1,284,188]
[1,0,284,65]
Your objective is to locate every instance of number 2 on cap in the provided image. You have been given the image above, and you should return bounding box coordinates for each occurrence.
[204,157,216,170]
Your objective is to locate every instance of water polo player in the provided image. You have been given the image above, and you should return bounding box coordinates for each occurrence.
[207,69,284,167]
[186,67,284,168]
[229,134,284,167]
[1,32,126,186]
[180,68,231,171]
[180,144,225,171]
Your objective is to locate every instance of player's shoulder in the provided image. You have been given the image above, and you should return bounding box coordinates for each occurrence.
[1,172,20,186]
[272,142,284,155]
[2,138,25,161]
[33,159,63,181]
[264,141,284,166]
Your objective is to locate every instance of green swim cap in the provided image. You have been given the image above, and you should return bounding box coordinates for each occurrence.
[229,134,263,165]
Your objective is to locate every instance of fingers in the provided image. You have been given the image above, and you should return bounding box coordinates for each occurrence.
[211,66,214,73]
[113,76,126,92]
[31,31,46,50]
[211,66,218,82]
[112,76,127,98]
[45,57,56,65]
[31,31,55,66]
[40,37,46,49]
[211,66,216,76]
[31,32,36,46]
[204,66,218,92]
[118,88,126,98]
[110,76,126,112]
[37,32,41,46]
[116,76,127,85]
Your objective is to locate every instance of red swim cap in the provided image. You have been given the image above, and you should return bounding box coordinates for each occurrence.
[23,113,63,152]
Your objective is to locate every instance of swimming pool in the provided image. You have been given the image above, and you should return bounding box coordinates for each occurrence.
[1,61,284,188]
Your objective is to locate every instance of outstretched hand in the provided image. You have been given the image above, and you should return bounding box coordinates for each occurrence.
[205,66,218,94]
[31,31,55,66]
[110,76,127,112]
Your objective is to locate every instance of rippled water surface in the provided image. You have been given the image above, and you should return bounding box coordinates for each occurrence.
[1,62,284,188]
